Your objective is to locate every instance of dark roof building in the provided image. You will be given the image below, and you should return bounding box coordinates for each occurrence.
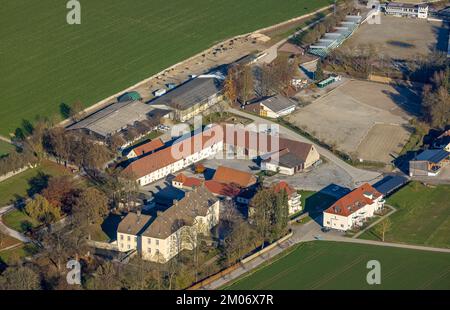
[117,212,152,236]
[149,75,223,120]
[142,186,218,239]
[409,149,449,177]
[67,100,170,139]
[415,149,449,163]
[373,175,408,197]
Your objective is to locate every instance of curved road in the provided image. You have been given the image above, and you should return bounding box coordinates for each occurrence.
[0,204,31,243]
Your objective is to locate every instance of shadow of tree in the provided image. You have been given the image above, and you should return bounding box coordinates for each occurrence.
[21,119,34,136]
[20,220,33,234]
[59,103,71,119]
[27,171,50,197]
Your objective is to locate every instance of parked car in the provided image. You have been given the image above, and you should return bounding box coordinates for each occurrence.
[321,227,331,233]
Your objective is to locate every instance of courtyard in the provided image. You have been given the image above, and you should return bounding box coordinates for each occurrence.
[285,80,420,163]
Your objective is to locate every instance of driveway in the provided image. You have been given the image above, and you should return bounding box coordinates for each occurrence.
[227,107,382,188]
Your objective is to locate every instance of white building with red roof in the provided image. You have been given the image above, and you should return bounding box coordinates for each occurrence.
[122,125,223,185]
[323,183,385,231]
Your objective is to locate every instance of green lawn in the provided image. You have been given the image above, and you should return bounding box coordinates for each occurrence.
[0,160,71,206]
[1,210,40,233]
[0,0,332,136]
[0,244,39,266]
[0,233,21,250]
[359,182,450,248]
[0,140,15,157]
[225,241,450,290]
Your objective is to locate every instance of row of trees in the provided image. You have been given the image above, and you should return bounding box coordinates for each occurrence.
[251,187,290,245]
[291,0,354,46]
[224,55,298,106]
[421,65,449,129]
[224,64,255,105]
[43,127,113,170]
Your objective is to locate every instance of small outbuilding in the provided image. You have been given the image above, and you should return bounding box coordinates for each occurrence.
[409,149,449,177]
[118,91,142,103]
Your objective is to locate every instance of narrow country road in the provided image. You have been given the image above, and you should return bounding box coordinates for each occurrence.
[228,107,382,187]
[201,217,450,290]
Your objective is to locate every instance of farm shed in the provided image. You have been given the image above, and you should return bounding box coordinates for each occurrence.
[409,149,450,177]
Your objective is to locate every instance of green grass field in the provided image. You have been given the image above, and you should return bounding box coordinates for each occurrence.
[225,241,450,290]
[359,182,450,248]
[0,160,70,206]
[0,141,15,157]
[1,210,40,233]
[0,0,332,136]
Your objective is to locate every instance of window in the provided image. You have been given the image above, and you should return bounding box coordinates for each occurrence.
[147,238,151,244]
[156,240,159,246]
[147,248,151,253]
[127,244,130,250]
[341,224,344,228]
[134,236,137,242]
[127,236,130,241]
[120,234,123,240]
[326,221,330,225]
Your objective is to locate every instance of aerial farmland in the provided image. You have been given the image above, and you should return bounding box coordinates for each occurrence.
[0,0,332,136]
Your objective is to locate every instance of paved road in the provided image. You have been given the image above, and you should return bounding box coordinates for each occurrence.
[228,107,382,187]
[0,204,31,243]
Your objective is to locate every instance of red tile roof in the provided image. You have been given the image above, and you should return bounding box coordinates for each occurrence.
[173,173,203,188]
[222,125,313,162]
[122,125,223,179]
[272,181,296,197]
[131,138,164,157]
[212,166,257,188]
[173,173,188,183]
[204,180,241,198]
[324,183,382,217]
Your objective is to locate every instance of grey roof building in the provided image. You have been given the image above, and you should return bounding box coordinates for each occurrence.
[409,149,449,177]
[148,75,223,121]
[67,100,171,139]
[143,186,218,239]
[117,212,152,236]
[257,95,296,116]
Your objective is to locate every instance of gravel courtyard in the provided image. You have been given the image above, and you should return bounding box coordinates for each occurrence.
[342,15,447,59]
[285,80,419,163]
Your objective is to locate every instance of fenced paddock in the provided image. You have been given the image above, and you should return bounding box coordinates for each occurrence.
[285,80,419,163]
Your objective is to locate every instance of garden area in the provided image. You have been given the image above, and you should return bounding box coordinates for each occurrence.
[359,182,450,248]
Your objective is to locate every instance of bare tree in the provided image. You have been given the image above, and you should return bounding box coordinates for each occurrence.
[375,217,392,242]
[224,66,239,106]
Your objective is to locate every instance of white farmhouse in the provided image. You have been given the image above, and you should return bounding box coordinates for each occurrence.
[323,183,385,231]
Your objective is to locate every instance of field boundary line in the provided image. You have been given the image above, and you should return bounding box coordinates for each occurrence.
[57,5,334,129]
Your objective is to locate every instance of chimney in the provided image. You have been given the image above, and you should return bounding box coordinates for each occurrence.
[136,209,141,224]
